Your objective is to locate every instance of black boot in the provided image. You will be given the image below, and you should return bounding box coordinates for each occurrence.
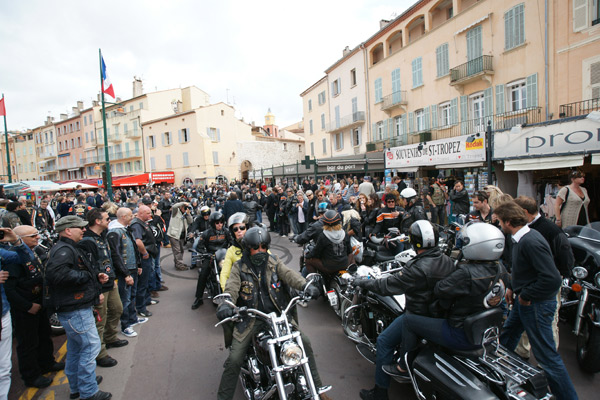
[191,298,203,309]
[359,385,389,400]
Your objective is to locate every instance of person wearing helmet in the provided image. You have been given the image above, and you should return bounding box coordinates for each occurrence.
[294,201,328,245]
[398,187,427,234]
[188,205,211,236]
[370,193,404,254]
[191,212,231,308]
[242,193,261,225]
[215,226,329,400]
[304,210,353,275]
[385,222,508,384]
[355,220,455,399]
[218,212,250,293]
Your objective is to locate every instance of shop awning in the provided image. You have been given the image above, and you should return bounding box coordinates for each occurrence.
[435,162,485,169]
[394,167,419,173]
[503,155,584,171]
[592,154,600,165]
[111,172,175,187]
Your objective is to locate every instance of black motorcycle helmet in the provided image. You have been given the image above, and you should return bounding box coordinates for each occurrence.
[242,226,271,250]
[409,220,439,249]
[322,210,341,226]
[209,211,225,229]
[245,193,253,201]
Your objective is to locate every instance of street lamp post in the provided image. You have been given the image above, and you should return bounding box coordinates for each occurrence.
[486,120,493,185]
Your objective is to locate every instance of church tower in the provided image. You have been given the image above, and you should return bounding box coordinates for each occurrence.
[264,108,279,137]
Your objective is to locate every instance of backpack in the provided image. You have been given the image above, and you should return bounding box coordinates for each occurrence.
[431,183,446,206]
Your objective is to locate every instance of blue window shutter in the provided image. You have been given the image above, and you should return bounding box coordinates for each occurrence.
[484,87,493,118]
[436,46,442,77]
[331,81,335,95]
[161,132,165,146]
[409,112,415,133]
[423,106,430,130]
[392,68,401,94]
[451,98,458,125]
[526,73,538,108]
[178,129,182,143]
[340,132,344,150]
[400,114,407,139]
[495,85,505,114]
[352,97,358,114]
[431,104,438,129]
[375,78,382,103]
[412,59,417,88]
[460,95,468,135]
[443,43,449,75]
[382,119,388,139]
[516,4,525,46]
[371,123,376,141]
[217,128,221,141]
[504,7,513,50]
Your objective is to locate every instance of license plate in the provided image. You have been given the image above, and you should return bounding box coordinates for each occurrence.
[327,290,338,307]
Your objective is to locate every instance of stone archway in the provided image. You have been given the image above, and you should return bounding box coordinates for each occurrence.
[240,160,252,181]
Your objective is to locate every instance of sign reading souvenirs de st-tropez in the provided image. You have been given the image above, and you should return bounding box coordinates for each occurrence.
[494,112,600,159]
[385,133,486,169]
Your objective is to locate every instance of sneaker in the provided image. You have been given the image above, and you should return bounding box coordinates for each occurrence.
[148,299,159,306]
[131,317,148,326]
[121,327,138,337]
[138,310,153,317]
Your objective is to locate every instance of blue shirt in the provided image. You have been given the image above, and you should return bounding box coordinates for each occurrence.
[1,242,35,316]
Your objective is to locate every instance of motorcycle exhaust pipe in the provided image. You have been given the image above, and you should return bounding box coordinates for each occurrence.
[573,286,588,336]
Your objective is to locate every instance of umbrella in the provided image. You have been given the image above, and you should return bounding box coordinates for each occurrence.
[58,182,98,190]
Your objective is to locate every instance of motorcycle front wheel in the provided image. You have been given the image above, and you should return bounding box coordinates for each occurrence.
[577,317,600,373]
[341,298,363,343]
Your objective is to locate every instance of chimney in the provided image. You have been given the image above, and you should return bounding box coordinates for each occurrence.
[72,107,80,115]
[133,76,143,97]
[116,97,122,103]
[92,100,99,107]
[97,93,101,102]
[45,116,54,125]
[343,46,351,57]
[60,114,68,121]
[380,19,391,29]
[77,101,84,110]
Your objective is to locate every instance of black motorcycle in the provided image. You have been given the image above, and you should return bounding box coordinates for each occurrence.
[195,249,226,302]
[562,222,600,373]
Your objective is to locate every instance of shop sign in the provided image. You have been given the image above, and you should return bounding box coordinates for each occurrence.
[284,165,296,174]
[319,163,360,173]
[494,114,600,159]
[385,134,486,168]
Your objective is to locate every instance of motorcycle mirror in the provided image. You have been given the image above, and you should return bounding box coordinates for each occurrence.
[305,273,320,284]
[347,264,358,274]
[213,293,232,305]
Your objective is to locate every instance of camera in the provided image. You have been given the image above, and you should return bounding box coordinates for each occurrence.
[0,231,4,240]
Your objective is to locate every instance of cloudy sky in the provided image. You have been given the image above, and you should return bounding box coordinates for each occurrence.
[0,0,412,131]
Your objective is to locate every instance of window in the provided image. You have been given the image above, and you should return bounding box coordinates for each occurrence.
[334,132,344,151]
[319,114,325,130]
[590,60,600,99]
[69,123,73,132]
[374,78,383,103]
[439,102,451,126]
[283,143,288,152]
[221,110,224,116]
[436,43,449,77]
[135,140,140,156]
[470,92,485,128]
[125,162,132,172]
[448,6,454,19]
[162,132,172,146]
[318,91,326,105]
[77,137,81,147]
[208,127,220,141]
[179,128,190,143]
[115,163,123,173]
[308,99,312,112]
[331,78,341,96]
[139,102,144,109]
[507,80,526,111]
[134,160,142,171]
[299,145,302,152]
[322,138,327,155]
[394,116,403,136]
[505,3,525,50]
[150,157,156,171]
[114,125,119,135]
[76,121,80,131]
[309,120,313,134]
[133,121,138,134]
[376,121,384,140]
[183,152,189,166]
[166,154,172,169]
[212,151,219,165]
[352,127,361,147]
[412,57,423,88]
[310,142,314,156]
[350,69,357,86]
[148,135,156,149]
[334,106,340,128]
[415,109,425,132]
[85,132,89,143]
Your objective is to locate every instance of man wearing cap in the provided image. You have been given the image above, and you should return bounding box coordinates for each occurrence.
[45,216,112,400]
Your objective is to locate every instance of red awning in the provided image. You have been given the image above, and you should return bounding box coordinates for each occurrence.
[111,172,175,187]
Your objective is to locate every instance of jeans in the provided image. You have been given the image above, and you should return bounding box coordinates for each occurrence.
[154,247,163,283]
[0,312,12,399]
[375,314,405,388]
[95,284,123,359]
[136,257,153,314]
[118,272,138,330]
[289,215,299,235]
[256,210,262,223]
[57,308,101,399]
[430,204,446,225]
[500,299,578,400]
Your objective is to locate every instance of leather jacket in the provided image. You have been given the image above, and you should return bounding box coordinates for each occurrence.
[435,261,507,328]
[79,230,117,293]
[400,201,427,233]
[196,228,231,254]
[243,200,261,223]
[45,237,100,312]
[362,247,455,316]
[372,206,403,236]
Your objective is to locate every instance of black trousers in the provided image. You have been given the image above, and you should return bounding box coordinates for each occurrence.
[12,308,56,381]
[195,258,212,299]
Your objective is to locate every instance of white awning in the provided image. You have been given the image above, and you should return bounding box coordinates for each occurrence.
[455,13,491,35]
[592,154,600,165]
[503,155,584,171]
[435,162,485,169]
[393,167,419,173]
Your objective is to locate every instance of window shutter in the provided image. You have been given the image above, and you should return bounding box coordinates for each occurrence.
[412,59,417,88]
[161,133,165,146]
[335,106,340,127]
[431,104,438,129]
[217,128,221,141]
[436,46,442,77]
[484,87,493,119]
[400,114,407,137]
[375,78,382,103]
[352,97,358,115]
[178,130,182,143]
[340,132,344,150]
[392,69,401,94]
[504,7,514,49]
[450,98,458,125]
[382,119,388,139]
[409,112,415,134]
[495,85,505,114]
[331,81,335,95]
[371,123,377,141]
[516,4,525,46]
[573,0,589,32]
[423,106,430,130]
[460,95,468,135]
[526,73,538,108]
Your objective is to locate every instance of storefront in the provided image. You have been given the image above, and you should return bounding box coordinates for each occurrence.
[493,113,600,220]
[270,163,316,186]
[316,152,385,182]
[111,171,175,187]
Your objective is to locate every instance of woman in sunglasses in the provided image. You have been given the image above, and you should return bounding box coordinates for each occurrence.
[220,212,250,291]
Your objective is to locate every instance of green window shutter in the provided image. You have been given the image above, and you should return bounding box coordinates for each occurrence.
[460,95,468,135]
[217,128,221,141]
[516,4,525,46]
[504,7,514,50]
[409,112,415,133]
[484,87,493,118]
[382,119,388,139]
[431,104,438,129]
[526,73,538,107]
[423,106,430,130]
[436,46,442,77]
[375,78,382,103]
[450,98,458,125]
[371,123,377,141]
[467,26,482,61]
[400,114,407,138]
[412,59,417,87]
[495,85,505,114]
[392,68,401,95]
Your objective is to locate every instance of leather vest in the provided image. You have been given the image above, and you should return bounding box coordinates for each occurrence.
[131,217,158,257]
[80,234,115,292]
[109,226,138,270]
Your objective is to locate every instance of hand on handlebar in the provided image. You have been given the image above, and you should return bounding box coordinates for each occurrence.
[353,277,371,289]
[216,303,234,321]
[304,285,320,300]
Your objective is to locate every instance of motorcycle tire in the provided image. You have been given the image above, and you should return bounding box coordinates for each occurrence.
[341,298,363,343]
[576,318,600,373]
[49,313,65,336]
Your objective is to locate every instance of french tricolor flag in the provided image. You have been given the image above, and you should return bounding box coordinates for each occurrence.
[101,56,115,99]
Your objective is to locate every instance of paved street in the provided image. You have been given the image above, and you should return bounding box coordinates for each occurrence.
[9,232,599,400]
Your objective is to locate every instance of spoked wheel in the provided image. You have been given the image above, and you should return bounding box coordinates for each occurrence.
[341,298,363,343]
[577,318,600,373]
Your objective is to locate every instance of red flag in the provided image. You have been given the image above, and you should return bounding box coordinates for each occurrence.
[0,98,5,117]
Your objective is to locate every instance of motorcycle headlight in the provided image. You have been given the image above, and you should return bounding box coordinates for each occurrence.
[280,340,303,366]
[572,266,588,280]
[595,272,600,289]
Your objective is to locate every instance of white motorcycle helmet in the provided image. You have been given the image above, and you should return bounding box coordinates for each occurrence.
[400,187,418,200]
[461,222,505,261]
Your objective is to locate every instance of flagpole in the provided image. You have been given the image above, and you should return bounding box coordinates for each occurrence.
[2,94,12,183]
[99,49,113,200]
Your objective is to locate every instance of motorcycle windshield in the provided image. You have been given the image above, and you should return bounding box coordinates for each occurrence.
[568,223,600,242]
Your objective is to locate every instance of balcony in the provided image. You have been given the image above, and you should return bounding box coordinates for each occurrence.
[381,91,408,113]
[450,55,494,90]
[366,134,409,152]
[559,98,600,118]
[39,151,56,160]
[108,134,123,142]
[125,128,141,138]
[112,150,142,161]
[325,111,366,134]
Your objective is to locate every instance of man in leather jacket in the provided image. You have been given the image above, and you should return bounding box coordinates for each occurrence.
[242,193,261,225]
[370,194,404,254]
[398,188,427,234]
[355,221,454,400]
[45,216,112,400]
[215,226,328,400]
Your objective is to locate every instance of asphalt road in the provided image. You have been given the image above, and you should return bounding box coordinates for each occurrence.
[9,232,598,400]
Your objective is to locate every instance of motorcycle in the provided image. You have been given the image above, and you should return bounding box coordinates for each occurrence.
[562,222,600,373]
[194,249,227,301]
[213,274,330,400]
[405,308,552,399]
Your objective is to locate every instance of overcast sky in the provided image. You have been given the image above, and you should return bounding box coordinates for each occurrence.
[0,0,412,132]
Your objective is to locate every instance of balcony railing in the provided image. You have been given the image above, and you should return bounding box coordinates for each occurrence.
[381,91,408,112]
[559,98,600,118]
[108,134,123,142]
[366,134,409,152]
[325,111,366,133]
[450,55,493,85]
[125,128,141,138]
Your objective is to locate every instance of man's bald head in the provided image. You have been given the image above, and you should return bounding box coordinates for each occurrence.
[14,225,39,249]
[116,207,133,226]
[137,205,152,221]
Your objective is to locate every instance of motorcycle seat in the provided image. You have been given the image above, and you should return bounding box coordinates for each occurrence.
[367,242,385,251]
[463,308,504,346]
[445,346,484,358]
[375,250,397,262]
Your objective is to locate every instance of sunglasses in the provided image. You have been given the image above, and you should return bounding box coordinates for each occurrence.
[250,244,269,251]
[386,199,395,203]
[232,225,246,233]
[19,232,40,238]
[215,221,224,225]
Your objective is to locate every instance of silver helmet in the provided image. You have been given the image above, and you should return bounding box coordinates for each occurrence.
[461,222,505,261]
[228,212,248,229]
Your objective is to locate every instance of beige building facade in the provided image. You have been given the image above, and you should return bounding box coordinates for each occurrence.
[13,132,38,181]
[301,76,330,159]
